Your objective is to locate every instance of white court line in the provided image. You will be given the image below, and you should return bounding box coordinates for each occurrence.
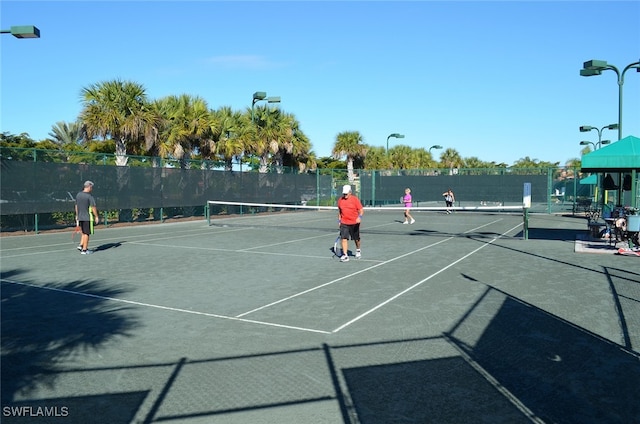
[0,222,216,252]
[0,279,331,335]
[0,226,252,258]
[331,222,523,333]
[239,220,397,251]
[234,217,508,318]
[126,241,376,262]
[235,237,453,318]
[1,218,520,336]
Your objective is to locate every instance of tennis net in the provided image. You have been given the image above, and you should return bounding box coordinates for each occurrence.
[206,200,527,237]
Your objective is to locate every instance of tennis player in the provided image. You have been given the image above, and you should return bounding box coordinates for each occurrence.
[402,187,415,224]
[337,184,364,262]
[75,180,99,255]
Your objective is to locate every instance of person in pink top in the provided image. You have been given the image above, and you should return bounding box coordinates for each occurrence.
[337,184,364,262]
[402,187,415,224]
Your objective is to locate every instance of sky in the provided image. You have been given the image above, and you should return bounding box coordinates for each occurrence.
[1,0,639,167]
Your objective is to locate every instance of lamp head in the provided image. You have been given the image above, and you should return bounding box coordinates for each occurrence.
[579,141,591,146]
[579,126,594,132]
[606,123,619,130]
[9,25,40,38]
[580,69,602,77]
[252,91,267,101]
[600,140,611,146]
[582,59,608,70]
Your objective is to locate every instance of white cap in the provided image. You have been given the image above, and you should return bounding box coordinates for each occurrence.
[342,184,352,194]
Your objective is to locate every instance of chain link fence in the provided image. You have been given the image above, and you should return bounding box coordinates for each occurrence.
[1,148,587,232]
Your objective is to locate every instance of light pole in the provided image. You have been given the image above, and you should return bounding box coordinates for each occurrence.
[251,91,281,122]
[580,59,640,140]
[579,138,611,207]
[429,145,443,154]
[579,140,611,151]
[579,123,617,148]
[386,133,404,153]
[0,25,40,38]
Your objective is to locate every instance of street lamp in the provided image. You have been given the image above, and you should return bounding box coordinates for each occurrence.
[386,133,404,152]
[579,123,617,148]
[251,91,281,122]
[0,25,40,38]
[580,59,640,140]
[579,140,596,151]
[579,140,610,150]
[429,145,443,154]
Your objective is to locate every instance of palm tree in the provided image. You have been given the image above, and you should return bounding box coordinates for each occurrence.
[275,112,313,173]
[440,148,465,175]
[212,106,245,171]
[388,144,413,169]
[79,79,157,166]
[245,105,289,173]
[412,147,436,170]
[362,145,390,170]
[48,121,84,148]
[332,131,367,182]
[150,94,216,168]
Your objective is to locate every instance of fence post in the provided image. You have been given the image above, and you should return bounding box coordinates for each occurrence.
[371,170,376,207]
[547,168,552,214]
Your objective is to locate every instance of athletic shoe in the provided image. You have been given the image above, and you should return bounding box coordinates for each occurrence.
[355,249,361,259]
[410,218,415,224]
[77,245,82,251]
[402,221,409,224]
[340,254,349,262]
[80,250,93,255]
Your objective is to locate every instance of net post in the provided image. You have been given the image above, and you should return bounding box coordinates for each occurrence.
[523,182,531,240]
[35,213,39,235]
[205,202,210,226]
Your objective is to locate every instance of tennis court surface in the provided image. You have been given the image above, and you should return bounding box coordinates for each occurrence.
[1,208,639,423]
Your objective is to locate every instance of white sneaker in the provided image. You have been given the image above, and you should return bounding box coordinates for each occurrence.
[402,221,409,224]
[410,218,415,224]
[355,249,361,259]
[77,245,82,251]
[80,250,93,255]
[340,254,349,262]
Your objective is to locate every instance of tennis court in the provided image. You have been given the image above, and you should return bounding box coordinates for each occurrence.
[1,208,639,423]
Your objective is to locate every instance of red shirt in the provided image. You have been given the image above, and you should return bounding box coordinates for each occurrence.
[338,195,363,225]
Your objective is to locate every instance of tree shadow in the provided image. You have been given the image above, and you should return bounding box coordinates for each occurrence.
[1,269,139,406]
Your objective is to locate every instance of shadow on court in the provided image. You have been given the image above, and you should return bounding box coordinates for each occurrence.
[1,269,141,423]
[93,241,125,252]
[2,268,638,423]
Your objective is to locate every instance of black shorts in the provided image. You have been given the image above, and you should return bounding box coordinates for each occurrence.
[79,221,93,235]
[340,223,360,241]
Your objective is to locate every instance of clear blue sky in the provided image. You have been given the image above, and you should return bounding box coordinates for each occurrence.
[2,1,639,166]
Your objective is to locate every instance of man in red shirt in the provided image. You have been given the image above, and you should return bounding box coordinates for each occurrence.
[337,184,364,262]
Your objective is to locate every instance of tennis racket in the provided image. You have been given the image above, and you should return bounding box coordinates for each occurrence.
[333,235,341,258]
[72,220,81,245]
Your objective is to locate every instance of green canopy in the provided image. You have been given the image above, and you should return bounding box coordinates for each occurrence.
[581,135,640,172]
[579,174,597,185]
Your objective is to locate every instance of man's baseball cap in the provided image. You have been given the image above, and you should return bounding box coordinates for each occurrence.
[84,181,94,187]
[342,184,352,194]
